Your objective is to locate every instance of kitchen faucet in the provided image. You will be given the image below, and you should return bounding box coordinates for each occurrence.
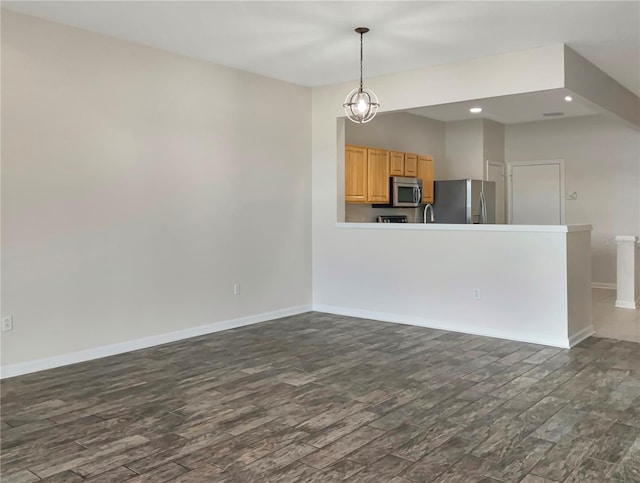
[423,203,435,223]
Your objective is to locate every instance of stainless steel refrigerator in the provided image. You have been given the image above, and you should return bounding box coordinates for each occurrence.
[432,179,496,224]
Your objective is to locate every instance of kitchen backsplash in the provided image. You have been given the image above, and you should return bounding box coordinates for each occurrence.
[345,204,423,223]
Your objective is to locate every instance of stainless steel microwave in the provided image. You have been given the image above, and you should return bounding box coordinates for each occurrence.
[374,176,423,208]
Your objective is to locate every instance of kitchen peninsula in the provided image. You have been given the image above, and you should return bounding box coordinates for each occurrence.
[315,222,593,349]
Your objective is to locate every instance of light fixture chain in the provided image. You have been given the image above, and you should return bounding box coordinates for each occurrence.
[359,31,364,91]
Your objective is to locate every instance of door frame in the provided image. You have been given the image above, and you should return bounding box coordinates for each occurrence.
[506,159,565,225]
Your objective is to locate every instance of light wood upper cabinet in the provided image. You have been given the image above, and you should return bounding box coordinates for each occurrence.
[391,152,418,177]
[389,151,405,177]
[404,154,418,177]
[345,145,368,203]
[417,155,434,203]
[367,148,390,203]
[345,144,432,204]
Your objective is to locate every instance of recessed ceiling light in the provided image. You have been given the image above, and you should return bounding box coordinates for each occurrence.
[564,96,572,102]
[469,107,482,113]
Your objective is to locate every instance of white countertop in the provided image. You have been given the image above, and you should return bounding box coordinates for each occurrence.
[337,222,592,233]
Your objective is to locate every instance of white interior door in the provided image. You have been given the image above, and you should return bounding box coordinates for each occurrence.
[486,161,505,224]
[508,160,564,225]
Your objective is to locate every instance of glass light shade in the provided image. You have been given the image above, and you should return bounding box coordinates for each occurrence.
[343,87,380,123]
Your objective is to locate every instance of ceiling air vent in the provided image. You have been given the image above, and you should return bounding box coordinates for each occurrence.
[543,112,565,117]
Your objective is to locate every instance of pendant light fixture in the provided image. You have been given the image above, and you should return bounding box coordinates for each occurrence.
[343,27,379,123]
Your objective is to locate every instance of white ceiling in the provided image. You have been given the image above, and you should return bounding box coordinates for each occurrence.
[4,1,640,96]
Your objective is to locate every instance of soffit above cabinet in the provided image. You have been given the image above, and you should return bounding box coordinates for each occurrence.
[407,89,597,125]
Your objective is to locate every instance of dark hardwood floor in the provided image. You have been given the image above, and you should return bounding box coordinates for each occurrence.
[1,312,640,482]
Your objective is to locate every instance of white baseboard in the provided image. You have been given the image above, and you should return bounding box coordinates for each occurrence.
[615,300,638,310]
[568,326,595,347]
[592,282,616,290]
[313,304,571,349]
[0,305,312,379]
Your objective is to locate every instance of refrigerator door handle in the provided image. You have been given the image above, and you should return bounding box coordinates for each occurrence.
[479,191,487,224]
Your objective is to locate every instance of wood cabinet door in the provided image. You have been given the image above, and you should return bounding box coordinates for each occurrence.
[345,145,368,203]
[418,155,434,203]
[389,151,405,176]
[404,153,418,177]
[367,149,390,203]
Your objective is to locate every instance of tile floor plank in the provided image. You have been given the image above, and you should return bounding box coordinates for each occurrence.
[1,311,638,482]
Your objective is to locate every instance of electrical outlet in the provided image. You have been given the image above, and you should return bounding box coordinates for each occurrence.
[472,288,481,300]
[233,283,240,296]
[2,315,13,332]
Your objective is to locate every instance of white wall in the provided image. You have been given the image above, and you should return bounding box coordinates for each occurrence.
[483,119,505,165]
[505,115,640,285]
[1,11,312,368]
[442,119,505,180]
[444,119,485,180]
